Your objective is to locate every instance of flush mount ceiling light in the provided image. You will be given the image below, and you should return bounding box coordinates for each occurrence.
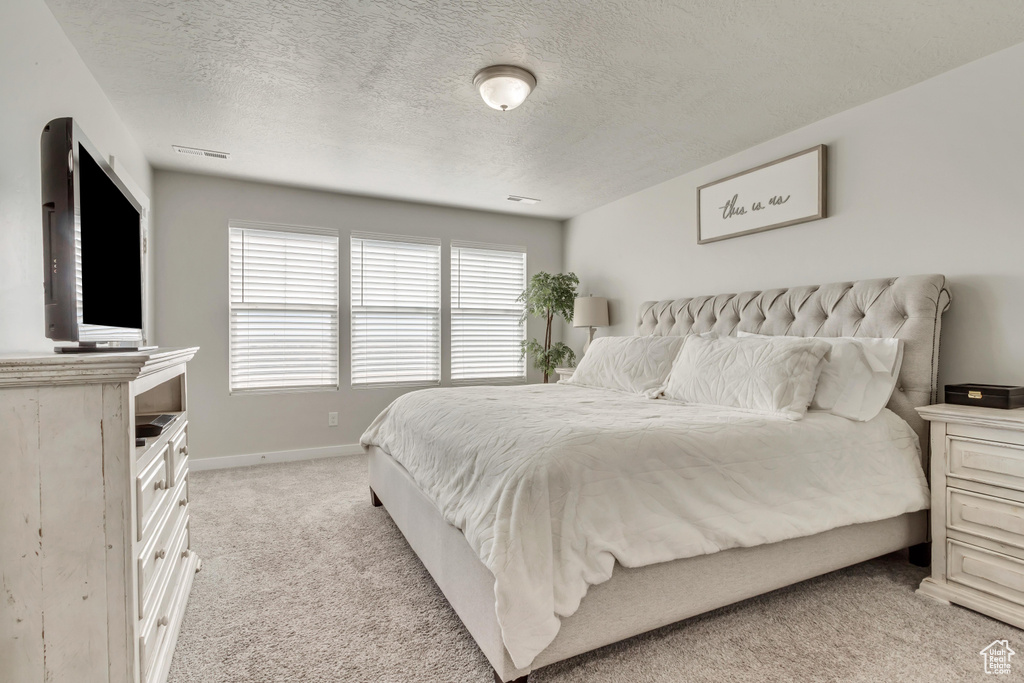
[473,65,536,111]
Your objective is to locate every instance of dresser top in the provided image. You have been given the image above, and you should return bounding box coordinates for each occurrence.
[917,402,1024,430]
[0,347,199,387]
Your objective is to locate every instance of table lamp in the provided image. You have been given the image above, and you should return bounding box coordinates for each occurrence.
[573,296,609,354]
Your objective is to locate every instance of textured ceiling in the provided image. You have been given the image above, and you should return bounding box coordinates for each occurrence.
[44,0,1024,219]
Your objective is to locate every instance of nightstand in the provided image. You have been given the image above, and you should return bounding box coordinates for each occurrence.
[554,367,575,382]
[917,403,1024,629]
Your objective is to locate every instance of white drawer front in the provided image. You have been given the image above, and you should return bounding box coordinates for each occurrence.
[948,539,1024,606]
[137,445,171,542]
[138,474,189,621]
[949,489,1024,550]
[139,576,173,681]
[139,517,193,683]
[168,422,189,486]
[949,436,1024,489]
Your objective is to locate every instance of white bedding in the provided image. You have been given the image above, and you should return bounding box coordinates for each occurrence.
[360,384,929,669]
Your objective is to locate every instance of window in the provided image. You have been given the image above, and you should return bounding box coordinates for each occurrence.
[451,243,527,383]
[351,234,441,386]
[228,222,339,393]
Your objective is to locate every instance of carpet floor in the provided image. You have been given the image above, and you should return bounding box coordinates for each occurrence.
[168,455,1019,682]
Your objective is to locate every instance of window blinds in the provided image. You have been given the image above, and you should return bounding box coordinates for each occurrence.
[228,223,339,393]
[351,234,441,386]
[451,243,527,383]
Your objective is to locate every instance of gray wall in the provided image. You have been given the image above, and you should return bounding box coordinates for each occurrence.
[0,0,152,353]
[152,171,563,460]
[564,41,1024,389]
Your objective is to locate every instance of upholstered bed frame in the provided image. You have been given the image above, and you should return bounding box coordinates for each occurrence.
[366,274,951,682]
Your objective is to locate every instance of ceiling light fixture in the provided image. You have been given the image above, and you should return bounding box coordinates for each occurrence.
[473,65,536,112]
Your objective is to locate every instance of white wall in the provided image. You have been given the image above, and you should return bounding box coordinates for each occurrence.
[152,171,563,460]
[0,0,152,352]
[565,41,1024,389]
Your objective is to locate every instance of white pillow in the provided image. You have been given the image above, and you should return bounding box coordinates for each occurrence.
[660,335,831,420]
[565,335,686,397]
[738,331,903,421]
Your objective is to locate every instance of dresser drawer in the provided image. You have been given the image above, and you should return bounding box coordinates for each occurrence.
[138,475,189,621]
[949,436,1024,489]
[137,445,171,542]
[948,539,1024,606]
[949,489,1024,550]
[139,515,192,682]
[168,422,189,486]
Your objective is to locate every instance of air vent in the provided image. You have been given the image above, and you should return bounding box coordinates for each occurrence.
[173,145,230,160]
[507,195,540,205]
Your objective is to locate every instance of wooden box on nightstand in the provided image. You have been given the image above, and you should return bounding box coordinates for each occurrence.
[917,403,1024,628]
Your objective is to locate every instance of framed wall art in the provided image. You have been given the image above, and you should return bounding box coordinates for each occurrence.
[697,144,827,244]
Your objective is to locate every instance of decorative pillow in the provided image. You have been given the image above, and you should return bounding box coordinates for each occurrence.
[564,335,686,397]
[660,335,831,420]
[738,331,903,421]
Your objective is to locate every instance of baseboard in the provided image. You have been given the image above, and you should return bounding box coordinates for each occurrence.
[190,443,363,471]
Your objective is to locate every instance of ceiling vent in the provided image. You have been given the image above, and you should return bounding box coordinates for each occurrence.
[173,145,230,160]
[507,195,540,205]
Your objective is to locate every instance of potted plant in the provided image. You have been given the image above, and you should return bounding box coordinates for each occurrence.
[519,272,579,383]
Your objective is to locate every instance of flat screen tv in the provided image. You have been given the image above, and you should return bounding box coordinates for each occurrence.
[40,118,146,352]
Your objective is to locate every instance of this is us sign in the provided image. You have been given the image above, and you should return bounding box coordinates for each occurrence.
[697,145,827,244]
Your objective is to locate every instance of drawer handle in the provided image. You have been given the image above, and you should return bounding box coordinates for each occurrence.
[155,549,166,560]
[157,616,169,628]
[179,445,189,456]
[154,479,167,491]
[179,497,188,507]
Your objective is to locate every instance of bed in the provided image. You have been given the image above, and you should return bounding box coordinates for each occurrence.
[363,274,951,682]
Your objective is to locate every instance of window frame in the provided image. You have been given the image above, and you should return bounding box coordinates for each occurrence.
[228,220,340,395]
[350,232,442,388]
[450,241,528,385]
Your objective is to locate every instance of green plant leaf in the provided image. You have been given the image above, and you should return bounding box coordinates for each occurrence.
[519,271,579,381]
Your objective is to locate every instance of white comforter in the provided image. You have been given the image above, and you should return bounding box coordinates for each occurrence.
[360,384,929,668]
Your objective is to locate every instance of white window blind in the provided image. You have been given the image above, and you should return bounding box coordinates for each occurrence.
[351,234,441,386]
[229,222,339,393]
[451,243,527,383]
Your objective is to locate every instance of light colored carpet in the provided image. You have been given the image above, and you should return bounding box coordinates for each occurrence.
[169,456,1019,682]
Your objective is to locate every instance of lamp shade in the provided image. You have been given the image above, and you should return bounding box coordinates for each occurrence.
[573,297,609,328]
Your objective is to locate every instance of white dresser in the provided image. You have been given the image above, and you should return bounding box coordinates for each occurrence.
[0,348,200,683]
[917,403,1024,628]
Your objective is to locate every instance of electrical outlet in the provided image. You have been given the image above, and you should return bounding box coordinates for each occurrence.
[328,412,338,427]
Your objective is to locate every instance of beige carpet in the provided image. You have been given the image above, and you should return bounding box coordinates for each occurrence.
[168,456,1019,682]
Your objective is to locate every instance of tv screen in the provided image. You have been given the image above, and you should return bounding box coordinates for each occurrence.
[78,145,143,330]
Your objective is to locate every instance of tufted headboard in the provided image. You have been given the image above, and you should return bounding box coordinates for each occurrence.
[637,274,951,456]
